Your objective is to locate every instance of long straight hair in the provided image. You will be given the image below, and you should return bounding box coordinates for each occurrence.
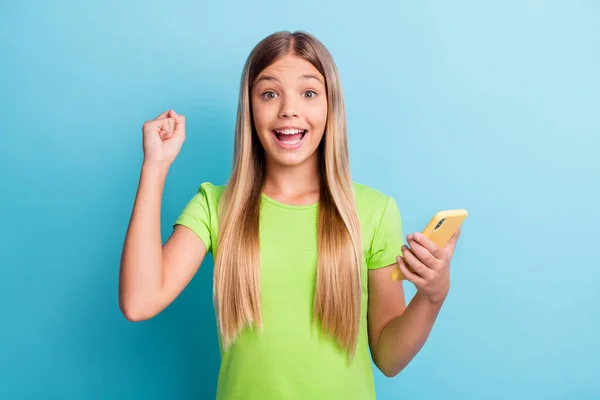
[214,31,362,358]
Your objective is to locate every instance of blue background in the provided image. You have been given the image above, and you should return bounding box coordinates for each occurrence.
[1,0,598,399]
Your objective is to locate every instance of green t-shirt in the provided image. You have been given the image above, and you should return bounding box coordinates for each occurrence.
[174,182,404,400]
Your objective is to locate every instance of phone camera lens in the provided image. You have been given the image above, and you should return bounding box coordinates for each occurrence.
[434,218,445,231]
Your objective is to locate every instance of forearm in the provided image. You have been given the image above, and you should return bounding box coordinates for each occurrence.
[119,162,169,320]
[374,292,445,377]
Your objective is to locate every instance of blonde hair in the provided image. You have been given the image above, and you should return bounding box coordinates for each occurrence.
[214,31,362,358]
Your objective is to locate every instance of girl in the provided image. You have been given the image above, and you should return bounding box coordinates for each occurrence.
[119,30,461,400]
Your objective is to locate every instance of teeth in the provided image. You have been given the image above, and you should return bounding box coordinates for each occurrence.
[281,139,302,145]
[275,129,305,135]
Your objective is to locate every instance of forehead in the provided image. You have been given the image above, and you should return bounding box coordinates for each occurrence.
[255,55,324,85]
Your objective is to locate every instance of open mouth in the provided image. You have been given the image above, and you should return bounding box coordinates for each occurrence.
[272,129,308,147]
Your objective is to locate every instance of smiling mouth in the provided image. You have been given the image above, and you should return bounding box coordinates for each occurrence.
[272,129,307,145]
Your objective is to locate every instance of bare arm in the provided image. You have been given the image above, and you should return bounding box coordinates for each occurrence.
[368,229,461,377]
[118,162,207,321]
[119,109,206,321]
[368,263,443,377]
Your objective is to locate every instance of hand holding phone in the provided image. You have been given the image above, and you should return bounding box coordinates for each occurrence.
[390,209,467,281]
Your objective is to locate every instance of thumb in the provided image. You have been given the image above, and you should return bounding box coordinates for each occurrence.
[444,228,461,252]
[168,109,184,122]
[155,117,175,135]
[170,111,186,135]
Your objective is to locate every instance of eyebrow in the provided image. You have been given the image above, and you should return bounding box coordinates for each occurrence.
[254,74,324,86]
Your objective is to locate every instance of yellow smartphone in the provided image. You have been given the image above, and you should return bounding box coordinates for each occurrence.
[390,209,468,281]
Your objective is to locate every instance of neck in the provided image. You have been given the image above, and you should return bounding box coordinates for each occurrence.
[263,153,321,197]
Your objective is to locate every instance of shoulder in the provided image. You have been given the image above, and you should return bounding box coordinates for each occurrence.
[196,181,226,203]
[352,182,394,209]
[180,182,226,218]
[352,183,404,259]
[352,182,402,228]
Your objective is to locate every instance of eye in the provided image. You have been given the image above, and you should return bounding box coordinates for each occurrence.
[261,91,278,100]
[304,90,317,99]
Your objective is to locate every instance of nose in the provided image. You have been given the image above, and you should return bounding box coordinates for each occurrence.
[279,95,299,118]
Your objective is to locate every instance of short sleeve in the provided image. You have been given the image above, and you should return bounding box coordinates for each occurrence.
[367,196,405,270]
[174,183,213,253]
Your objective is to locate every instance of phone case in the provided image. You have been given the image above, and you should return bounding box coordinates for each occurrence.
[390,209,468,281]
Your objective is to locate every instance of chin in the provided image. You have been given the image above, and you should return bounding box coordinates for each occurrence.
[269,150,315,167]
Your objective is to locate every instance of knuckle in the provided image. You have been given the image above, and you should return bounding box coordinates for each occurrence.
[417,253,431,266]
[422,252,434,263]
[440,249,449,261]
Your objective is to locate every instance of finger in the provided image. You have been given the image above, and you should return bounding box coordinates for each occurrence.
[154,109,171,120]
[156,118,175,139]
[413,232,447,260]
[444,228,461,252]
[157,117,175,131]
[159,129,171,141]
[168,109,183,122]
[170,111,186,136]
[397,256,425,286]
[406,238,439,269]
[402,245,433,279]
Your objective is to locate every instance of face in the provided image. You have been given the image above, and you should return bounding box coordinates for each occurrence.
[251,54,328,168]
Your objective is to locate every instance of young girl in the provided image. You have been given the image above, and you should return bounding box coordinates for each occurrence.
[119,30,461,400]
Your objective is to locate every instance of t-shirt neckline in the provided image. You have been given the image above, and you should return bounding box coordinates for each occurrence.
[261,192,319,210]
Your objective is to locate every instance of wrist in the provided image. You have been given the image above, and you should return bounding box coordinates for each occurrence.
[142,160,171,173]
[415,290,447,307]
[141,161,171,182]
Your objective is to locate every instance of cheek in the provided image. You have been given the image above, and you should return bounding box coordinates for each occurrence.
[250,100,261,122]
[252,101,276,131]
[308,101,328,131]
